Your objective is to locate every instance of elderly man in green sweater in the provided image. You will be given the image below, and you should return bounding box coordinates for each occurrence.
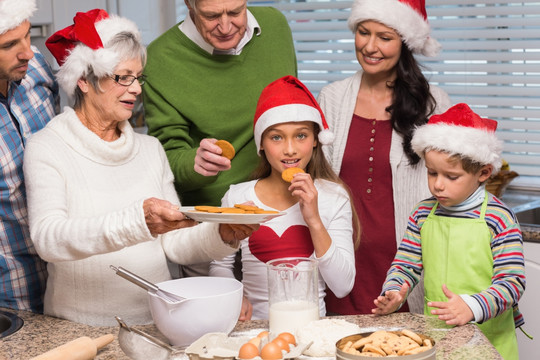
[143,0,297,280]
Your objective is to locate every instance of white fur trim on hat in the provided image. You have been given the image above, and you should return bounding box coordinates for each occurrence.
[56,15,141,98]
[411,123,503,173]
[254,104,322,152]
[348,0,440,57]
[0,0,36,34]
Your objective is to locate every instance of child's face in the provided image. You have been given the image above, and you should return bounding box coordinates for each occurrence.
[260,121,317,176]
[424,150,493,207]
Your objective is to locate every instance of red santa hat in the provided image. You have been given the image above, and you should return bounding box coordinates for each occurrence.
[411,103,503,172]
[253,75,334,153]
[46,9,141,98]
[0,0,36,34]
[348,0,440,57]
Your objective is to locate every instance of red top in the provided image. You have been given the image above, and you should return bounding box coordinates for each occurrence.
[325,114,408,314]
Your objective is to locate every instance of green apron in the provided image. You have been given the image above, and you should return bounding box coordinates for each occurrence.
[421,194,518,359]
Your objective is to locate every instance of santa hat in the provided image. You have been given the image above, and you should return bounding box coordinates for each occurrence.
[46,9,141,98]
[411,103,503,172]
[348,0,440,57]
[253,75,334,153]
[0,0,36,34]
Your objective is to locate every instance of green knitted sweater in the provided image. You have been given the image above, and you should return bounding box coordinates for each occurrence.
[143,7,297,206]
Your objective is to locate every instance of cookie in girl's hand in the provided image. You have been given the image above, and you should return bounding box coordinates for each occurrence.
[215,140,235,160]
[281,167,305,182]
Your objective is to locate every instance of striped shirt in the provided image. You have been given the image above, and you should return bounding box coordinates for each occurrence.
[0,47,59,312]
[382,193,525,327]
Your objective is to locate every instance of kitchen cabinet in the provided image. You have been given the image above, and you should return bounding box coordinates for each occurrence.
[517,241,540,358]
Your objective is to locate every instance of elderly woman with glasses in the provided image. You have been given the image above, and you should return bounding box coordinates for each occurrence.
[22,9,258,326]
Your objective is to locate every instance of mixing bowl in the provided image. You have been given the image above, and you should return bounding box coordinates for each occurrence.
[148,276,243,347]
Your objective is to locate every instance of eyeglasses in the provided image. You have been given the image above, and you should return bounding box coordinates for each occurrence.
[110,74,146,86]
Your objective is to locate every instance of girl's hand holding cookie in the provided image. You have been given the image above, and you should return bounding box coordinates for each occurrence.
[287,171,321,226]
[372,282,409,315]
[194,138,233,176]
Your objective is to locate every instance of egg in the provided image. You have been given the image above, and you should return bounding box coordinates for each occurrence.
[277,332,296,346]
[257,330,270,339]
[248,336,261,348]
[261,342,283,360]
[238,342,259,359]
[271,337,290,352]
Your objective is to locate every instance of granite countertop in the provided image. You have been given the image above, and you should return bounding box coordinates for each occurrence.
[521,224,540,243]
[0,308,501,359]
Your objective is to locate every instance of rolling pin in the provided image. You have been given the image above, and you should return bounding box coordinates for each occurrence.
[30,334,114,360]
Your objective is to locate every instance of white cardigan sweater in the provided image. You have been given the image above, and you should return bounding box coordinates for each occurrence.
[317,71,451,313]
[23,107,238,326]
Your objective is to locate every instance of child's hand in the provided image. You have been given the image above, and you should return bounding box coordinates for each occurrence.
[371,282,409,315]
[288,173,320,226]
[427,284,474,325]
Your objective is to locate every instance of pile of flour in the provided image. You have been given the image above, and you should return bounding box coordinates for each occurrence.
[296,318,361,357]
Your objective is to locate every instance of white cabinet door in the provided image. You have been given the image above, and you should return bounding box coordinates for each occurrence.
[517,241,540,359]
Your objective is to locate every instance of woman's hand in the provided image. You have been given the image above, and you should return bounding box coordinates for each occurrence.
[372,282,409,315]
[194,138,231,176]
[143,198,197,236]
[219,223,260,246]
[427,284,474,325]
[238,295,253,321]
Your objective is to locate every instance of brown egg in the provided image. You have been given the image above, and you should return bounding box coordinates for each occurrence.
[272,337,290,352]
[248,336,261,348]
[277,332,296,346]
[238,342,259,359]
[257,330,270,339]
[261,342,283,360]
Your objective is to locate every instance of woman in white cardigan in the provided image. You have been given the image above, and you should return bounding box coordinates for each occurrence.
[23,10,258,326]
[317,0,451,315]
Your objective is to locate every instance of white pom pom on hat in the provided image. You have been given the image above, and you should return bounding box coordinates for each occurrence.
[45,9,141,98]
[0,0,36,35]
[253,75,334,153]
[411,103,504,173]
[348,0,440,57]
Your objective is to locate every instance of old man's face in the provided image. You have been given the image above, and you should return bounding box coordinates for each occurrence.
[187,0,248,51]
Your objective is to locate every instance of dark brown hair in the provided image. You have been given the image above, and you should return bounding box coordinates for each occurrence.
[386,43,437,165]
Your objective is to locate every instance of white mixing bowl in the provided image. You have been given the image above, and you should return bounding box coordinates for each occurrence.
[148,276,243,347]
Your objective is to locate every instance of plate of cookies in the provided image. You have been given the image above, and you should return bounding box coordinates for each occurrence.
[180,204,285,224]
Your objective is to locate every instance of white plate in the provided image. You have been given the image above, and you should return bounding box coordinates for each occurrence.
[180,207,285,224]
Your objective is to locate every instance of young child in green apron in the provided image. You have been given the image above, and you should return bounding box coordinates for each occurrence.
[371,103,525,360]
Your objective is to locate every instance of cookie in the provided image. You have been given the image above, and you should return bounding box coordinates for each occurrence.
[215,140,235,160]
[219,207,246,214]
[281,167,305,182]
[194,205,219,212]
[362,344,386,356]
[234,204,260,211]
[401,329,422,345]
[254,209,279,214]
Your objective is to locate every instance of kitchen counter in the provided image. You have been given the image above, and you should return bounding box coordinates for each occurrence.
[0,308,502,359]
[503,188,540,243]
[521,224,540,243]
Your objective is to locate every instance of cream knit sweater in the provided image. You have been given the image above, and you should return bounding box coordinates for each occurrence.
[23,107,238,326]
